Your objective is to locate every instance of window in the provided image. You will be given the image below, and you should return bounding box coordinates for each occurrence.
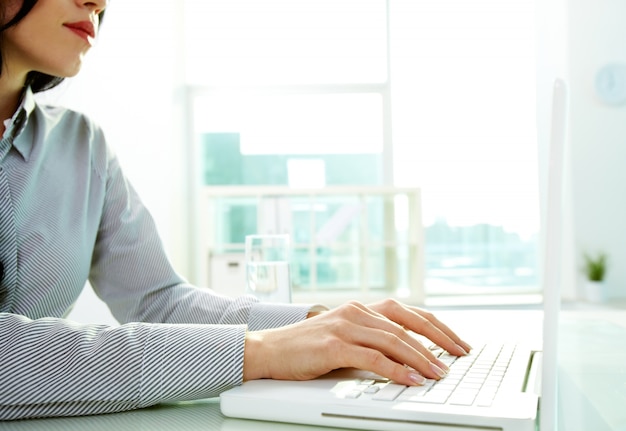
[390,0,539,296]
[183,0,539,300]
[203,187,424,305]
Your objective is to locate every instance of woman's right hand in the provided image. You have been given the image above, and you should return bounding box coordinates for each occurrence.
[243,300,470,386]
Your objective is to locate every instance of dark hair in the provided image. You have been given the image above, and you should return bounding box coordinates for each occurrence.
[0,0,104,93]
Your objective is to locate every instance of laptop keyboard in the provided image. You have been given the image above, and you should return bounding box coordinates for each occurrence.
[344,344,515,408]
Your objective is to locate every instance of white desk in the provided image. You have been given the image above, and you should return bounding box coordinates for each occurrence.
[557,311,626,431]
[1,309,625,431]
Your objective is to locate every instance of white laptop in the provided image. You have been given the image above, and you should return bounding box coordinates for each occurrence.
[220,79,568,431]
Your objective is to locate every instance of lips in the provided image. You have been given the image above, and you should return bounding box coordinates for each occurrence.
[64,21,96,42]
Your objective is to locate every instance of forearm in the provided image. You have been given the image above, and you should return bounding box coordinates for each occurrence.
[112,284,318,328]
[0,313,246,420]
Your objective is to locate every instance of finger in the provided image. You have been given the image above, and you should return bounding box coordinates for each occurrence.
[371,299,471,356]
[357,327,449,380]
[343,301,452,373]
[410,307,473,353]
[340,343,432,387]
[338,315,448,380]
[407,311,470,356]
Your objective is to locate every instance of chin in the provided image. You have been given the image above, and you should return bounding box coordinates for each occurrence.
[64,61,84,78]
[64,70,81,78]
[50,56,85,79]
[39,65,82,80]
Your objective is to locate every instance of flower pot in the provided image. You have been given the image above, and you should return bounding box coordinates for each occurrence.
[583,280,606,303]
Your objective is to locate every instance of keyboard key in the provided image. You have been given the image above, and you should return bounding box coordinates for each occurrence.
[476,398,494,407]
[363,385,380,394]
[372,383,406,401]
[439,353,458,366]
[417,391,451,404]
[421,379,436,388]
[399,386,430,401]
[463,376,487,384]
[448,394,477,406]
[343,343,515,409]
[346,390,362,399]
[442,377,461,386]
[458,382,482,390]
[433,383,457,392]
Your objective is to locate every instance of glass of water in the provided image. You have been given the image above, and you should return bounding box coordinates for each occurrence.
[245,234,292,303]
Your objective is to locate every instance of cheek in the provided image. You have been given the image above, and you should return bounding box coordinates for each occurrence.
[2,0,25,25]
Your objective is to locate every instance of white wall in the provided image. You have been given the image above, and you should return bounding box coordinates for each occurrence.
[567,0,626,300]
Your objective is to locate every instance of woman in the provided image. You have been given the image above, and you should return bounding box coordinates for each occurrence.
[0,0,471,420]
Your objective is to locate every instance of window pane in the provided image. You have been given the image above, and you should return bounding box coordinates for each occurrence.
[184,0,388,85]
[390,0,539,294]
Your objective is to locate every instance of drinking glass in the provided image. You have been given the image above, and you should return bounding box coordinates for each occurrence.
[245,234,292,303]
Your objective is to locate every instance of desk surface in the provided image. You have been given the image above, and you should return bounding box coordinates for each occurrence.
[557,311,626,431]
[2,309,625,431]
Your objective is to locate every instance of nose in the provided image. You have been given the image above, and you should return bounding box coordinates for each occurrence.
[80,0,107,15]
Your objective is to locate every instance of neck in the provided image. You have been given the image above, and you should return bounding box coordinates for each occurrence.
[0,72,27,137]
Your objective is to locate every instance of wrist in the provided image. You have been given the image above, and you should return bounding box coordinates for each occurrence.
[243,331,268,381]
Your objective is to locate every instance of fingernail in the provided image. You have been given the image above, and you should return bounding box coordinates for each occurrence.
[460,341,473,352]
[430,363,447,378]
[454,343,469,356]
[409,372,427,385]
[435,359,450,373]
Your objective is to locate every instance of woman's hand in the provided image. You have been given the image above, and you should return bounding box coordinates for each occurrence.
[243,299,471,387]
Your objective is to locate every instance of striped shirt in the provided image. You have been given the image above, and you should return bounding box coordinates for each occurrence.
[0,88,314,420]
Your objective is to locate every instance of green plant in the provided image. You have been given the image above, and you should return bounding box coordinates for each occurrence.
[583,252,607,282]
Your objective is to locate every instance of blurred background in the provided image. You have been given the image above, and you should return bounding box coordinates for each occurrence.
[49,0,626,323]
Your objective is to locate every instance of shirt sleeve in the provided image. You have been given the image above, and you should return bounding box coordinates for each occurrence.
[0,126,321,420]
[87,144,318,329]
[0,303,317,421]
[0,313,246,420]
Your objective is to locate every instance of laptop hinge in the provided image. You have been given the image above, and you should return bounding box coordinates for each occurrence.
[524,351,543,397]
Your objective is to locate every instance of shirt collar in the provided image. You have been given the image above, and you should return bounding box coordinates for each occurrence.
[5,87,37,161]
